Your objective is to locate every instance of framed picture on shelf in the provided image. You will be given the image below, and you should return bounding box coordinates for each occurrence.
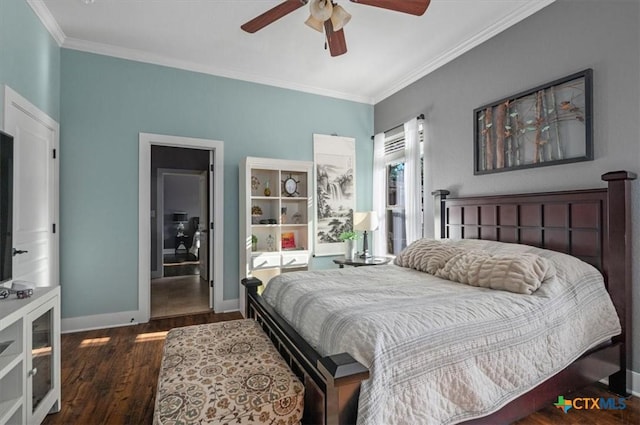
[474,69,593,175]
[281,232,296,249]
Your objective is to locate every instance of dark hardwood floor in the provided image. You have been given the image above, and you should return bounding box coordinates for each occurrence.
[43,312,638,425]
[43,312,242,425]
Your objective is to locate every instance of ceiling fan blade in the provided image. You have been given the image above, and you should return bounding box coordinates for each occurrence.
[350,0,431,16]
[324,20,347,57]
[241,0,308,33]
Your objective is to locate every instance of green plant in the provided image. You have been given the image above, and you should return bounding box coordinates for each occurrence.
[251,234,258,243]
[338,231,358,241]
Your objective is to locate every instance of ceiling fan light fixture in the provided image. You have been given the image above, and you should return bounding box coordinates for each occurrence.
[309,0,333,22]
[241,0,432,56]
[305,15,325,33]
[330,5,351,31]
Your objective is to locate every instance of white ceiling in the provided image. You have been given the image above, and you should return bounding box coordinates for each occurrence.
[31,0,555,104]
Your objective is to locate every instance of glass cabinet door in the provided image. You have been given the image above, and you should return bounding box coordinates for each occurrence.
[31,308,53,413]
[27,293,60,425]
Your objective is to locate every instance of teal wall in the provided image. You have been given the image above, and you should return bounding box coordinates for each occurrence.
[60,49,373,318]
[0,0,60,122]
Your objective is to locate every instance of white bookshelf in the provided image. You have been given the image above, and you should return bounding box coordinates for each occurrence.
[239,157,314,315]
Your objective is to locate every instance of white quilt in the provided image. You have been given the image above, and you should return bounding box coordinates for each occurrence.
[262,240,621,425]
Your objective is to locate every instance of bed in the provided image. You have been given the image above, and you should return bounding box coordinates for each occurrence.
[241,170,635,424]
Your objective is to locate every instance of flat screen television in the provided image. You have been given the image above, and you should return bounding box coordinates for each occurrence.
[0,130,13,285]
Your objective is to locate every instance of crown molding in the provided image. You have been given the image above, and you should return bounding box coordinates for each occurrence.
[371,0,557,104]
[26,0,555,106]
[26,0,66,46]
[62,37,374,104]
[24,0,372,103]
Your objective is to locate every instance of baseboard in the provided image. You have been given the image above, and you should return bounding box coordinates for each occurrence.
[218,298,239,313]
[62,299,240,333]
[150,270,162,279]
[163,248,174,255]
[61,310,144,333]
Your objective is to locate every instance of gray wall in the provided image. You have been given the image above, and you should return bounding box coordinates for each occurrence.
[163,174,201,249]
[375,0,640,373]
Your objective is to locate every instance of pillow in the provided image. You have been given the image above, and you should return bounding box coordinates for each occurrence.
[393,239,463,274]
[435,250,554,294]
[394,239,555,294]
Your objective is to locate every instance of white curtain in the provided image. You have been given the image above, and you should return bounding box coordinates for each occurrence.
[372,132,386,256]
[403,118,421,244]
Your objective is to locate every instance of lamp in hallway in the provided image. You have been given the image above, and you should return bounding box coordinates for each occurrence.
[354,211,379,259]
[173,212,188,236]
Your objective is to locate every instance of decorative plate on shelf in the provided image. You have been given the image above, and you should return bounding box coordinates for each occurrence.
[282,174,300,197]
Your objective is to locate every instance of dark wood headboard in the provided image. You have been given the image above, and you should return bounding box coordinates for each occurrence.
[433,170,636,395]
[438,187,608,270]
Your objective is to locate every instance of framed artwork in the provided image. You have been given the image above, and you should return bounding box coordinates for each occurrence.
[474,69,593,175]
[313,134,355,256]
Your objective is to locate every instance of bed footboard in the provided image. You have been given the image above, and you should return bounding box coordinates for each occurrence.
[241,278,369,425]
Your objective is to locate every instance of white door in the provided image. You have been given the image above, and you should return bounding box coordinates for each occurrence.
[3,87,59,287]
[207,151,214,309]
[198,171,208,280]
[200,151,215,309]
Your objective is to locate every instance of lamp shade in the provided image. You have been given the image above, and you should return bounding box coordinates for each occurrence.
[309,0,333,21]
[353,211,379,232]
[305,15,324,32]
[330,5,351,31]
[173,212,188,222]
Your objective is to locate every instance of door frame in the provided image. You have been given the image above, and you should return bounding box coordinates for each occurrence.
[139,133,224,320]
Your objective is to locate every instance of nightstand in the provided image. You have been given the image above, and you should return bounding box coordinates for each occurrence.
[333,256,391,268]
[175,235,190,255]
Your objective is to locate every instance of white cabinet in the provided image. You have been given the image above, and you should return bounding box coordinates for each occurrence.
[239,157,313,314]
[0,287,60,425]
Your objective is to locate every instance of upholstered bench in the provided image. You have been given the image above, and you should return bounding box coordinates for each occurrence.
[153,319,304,425]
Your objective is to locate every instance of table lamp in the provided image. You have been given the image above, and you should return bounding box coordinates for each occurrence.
[353,211,379,259]
[173,212,188,236]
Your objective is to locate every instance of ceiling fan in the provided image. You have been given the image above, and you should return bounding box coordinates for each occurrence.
[241,0,431,57]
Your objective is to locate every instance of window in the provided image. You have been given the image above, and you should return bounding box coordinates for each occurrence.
[386,162,405,254]
[382,125,424,255]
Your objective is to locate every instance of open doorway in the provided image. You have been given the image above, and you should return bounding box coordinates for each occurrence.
[151,162,208,318]
[138,133,224,323]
